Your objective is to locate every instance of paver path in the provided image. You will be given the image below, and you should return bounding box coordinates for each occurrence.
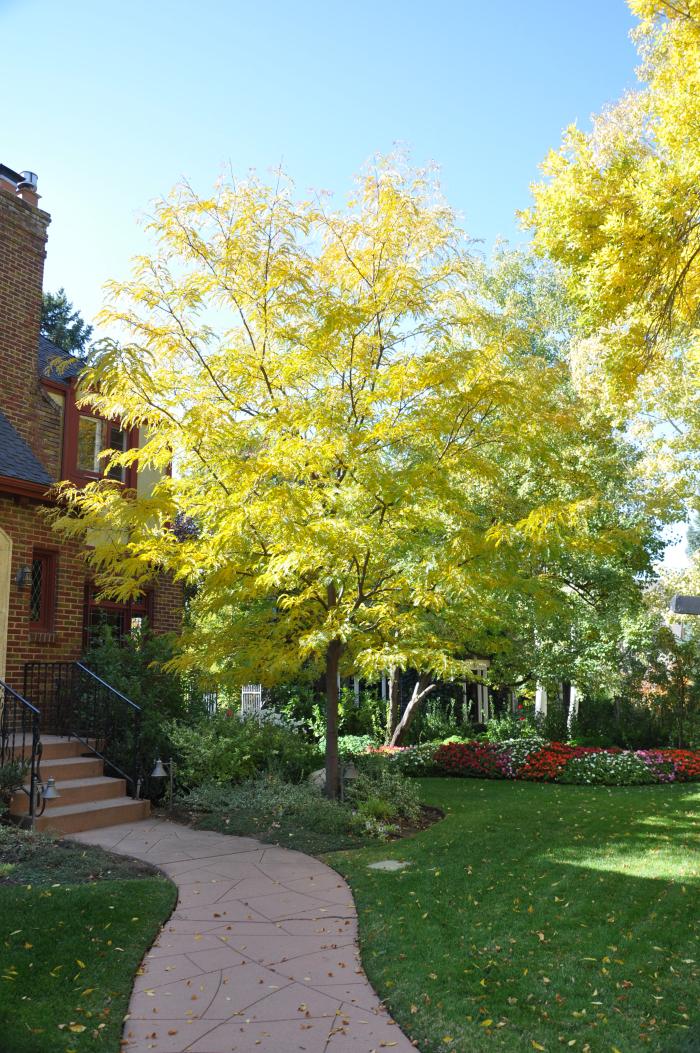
[73,818,416,1053]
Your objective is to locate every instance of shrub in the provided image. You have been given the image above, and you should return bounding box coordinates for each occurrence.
[569,694,672,749]
[83,623,210,784]
[179,774,357,835]
[347,767,422,823]
[275,683,384,741]
[179,771,421,842]
[369,742,441,776]
[356,796,395,821]
[0,759,29,811]
[408,694,467,743]
[318,733,380,757]
[167,710,322,788]
[484,714,538,742]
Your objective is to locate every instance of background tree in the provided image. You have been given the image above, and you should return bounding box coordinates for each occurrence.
[51,159,665,795]
[41,287,93,354]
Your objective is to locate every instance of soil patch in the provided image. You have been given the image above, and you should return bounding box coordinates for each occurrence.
[390,803,444,839]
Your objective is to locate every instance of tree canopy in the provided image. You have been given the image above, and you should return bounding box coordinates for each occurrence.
[52,158,668,793]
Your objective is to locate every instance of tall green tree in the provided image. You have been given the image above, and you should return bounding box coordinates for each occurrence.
[41,288,93,354]
[51,159,663,795]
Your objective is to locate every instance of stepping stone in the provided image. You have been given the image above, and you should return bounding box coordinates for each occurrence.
[367,859,411,871]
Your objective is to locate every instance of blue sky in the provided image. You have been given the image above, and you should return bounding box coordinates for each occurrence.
[3,1,686,562]
[3,0,638,322]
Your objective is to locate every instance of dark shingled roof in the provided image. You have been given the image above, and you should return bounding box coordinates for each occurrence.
[0,410,52,487]
[38,334,82,382]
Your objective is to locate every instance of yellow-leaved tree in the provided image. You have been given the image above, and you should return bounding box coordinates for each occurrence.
[527,0,700,498]
[53,158,662,794]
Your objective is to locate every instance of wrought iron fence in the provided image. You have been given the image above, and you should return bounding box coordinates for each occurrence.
[0,678,41,822]
[23,661,141,796]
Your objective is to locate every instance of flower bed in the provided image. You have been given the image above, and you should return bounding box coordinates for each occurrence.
[433,740,513,779]
[429,740,700,786]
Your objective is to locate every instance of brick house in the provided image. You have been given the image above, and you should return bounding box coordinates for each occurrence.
[0,163,181,831]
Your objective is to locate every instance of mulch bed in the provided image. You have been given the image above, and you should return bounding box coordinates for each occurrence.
[390,803,444,840]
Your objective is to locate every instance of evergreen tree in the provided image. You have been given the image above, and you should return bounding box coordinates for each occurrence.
[41,288,93,354]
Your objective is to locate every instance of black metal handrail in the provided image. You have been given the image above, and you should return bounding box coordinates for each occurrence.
[0,678,41,823]
[23,661,142,796]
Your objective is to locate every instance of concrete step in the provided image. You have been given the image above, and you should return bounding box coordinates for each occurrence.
[34,796,151,834]
[7,736,96,761]
[10,775,127,815]
[39,738,93,761]
[39,755,104,781]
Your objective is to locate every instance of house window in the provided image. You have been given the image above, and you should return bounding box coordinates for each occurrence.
[77,416,128,480]
[29,551,56,631]
[105,426,128,481]
[83,584,153,647]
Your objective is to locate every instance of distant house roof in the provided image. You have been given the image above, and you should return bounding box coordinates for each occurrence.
[38,334,82,382]
[0,409,52,487]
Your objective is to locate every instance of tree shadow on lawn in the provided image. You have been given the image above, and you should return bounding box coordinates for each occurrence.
[329,780,700,1053]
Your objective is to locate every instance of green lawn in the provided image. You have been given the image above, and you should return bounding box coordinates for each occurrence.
[330,778,700,1053]
[0,832,176,1053]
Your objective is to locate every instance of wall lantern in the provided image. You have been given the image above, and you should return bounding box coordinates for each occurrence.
[15,565,30,589]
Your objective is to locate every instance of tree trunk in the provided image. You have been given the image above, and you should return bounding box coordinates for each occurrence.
[389,675,436,747]
[325,637,342,798]
[613,696,622,742]
[676,668,685,748]
[385,667,401,744]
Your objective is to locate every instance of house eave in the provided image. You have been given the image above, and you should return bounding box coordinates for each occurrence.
[0,475,53,502]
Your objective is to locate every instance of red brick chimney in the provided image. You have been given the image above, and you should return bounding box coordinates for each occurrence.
[0,164,51,454]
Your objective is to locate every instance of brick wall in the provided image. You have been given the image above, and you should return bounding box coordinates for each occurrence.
[0,495,86,690]
[0,495,183,687]
[151,575,184,635]
[0,183,54,471]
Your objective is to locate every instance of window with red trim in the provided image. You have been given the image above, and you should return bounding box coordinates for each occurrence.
[29,550,57,631]
[83,584,153,647]
[63,385,138,487]
[76,415,130,480]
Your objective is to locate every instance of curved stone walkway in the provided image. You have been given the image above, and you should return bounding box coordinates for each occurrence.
[73,818,416,1053]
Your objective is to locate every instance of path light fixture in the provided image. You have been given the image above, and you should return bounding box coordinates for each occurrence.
[339,761,359,802]
[41,777,60,801]
[151,757,175,811]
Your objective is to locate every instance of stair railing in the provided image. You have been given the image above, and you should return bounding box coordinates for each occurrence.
[0,678,41,823]
[23,661,142,797]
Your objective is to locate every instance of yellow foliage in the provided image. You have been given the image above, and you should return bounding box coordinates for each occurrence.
[50,157,665,693]
[527,1,700,491]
